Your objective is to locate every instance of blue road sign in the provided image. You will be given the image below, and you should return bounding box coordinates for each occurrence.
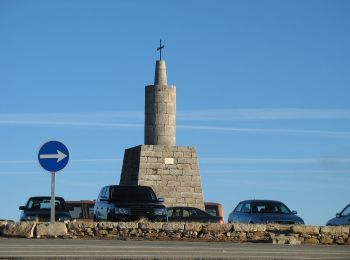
[38,141,69,172]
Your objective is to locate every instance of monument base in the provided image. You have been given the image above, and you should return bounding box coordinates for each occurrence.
[120,145,204,210]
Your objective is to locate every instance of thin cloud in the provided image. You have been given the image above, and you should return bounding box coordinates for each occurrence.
[178,108,350,121]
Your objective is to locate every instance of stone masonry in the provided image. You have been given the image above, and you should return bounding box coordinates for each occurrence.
[120,51,205,209]
[120,145,204,210]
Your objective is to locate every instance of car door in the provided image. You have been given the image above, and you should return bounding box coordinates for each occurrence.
[239,202,252,223]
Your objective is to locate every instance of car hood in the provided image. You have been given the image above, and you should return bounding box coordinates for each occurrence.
[253,213,303,223]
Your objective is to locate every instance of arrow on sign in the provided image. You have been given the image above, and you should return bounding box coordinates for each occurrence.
[39,150,67,163]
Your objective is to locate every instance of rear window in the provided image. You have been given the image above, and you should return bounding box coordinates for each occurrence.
[26,198,65,210]
[110,187,157,202]
[205,206,219,217]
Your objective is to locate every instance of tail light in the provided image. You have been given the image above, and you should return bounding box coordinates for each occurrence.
[219,218,224,224]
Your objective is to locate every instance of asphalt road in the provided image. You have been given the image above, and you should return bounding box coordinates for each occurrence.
[0,238,349,259]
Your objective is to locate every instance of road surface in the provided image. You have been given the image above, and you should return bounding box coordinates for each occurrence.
[0,238,349,259]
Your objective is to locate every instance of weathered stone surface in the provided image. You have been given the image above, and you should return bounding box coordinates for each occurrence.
[207,223,232,233]
[321,226,350,236]
[68,221,97,232]
[291,225,320,235]
[120,145,204,210]
[139,222,163,231]
[2,222,36,238]
[233,223,266,232]
[185,223,202,232]
[98,222,118,230]
[118,222,138,230]
[162,223,185,231]
[320,236,333,244]
[304,237,320,244]
[273,235,301,245]
[36,223,67,237]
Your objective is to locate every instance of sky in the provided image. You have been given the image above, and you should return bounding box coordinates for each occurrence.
[0,0,349,225]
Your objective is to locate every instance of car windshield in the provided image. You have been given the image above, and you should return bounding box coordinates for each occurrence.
[110,187,157,202]
[26,197,65,210]
[251,201,291,214]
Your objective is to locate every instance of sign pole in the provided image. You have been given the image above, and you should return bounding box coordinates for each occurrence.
[50,172,56,223]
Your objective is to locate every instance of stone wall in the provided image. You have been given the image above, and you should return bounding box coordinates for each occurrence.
[120,145,204,210]
[1,220,349,245]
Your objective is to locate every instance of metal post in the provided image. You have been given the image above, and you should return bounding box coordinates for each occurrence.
[51,172,56,223]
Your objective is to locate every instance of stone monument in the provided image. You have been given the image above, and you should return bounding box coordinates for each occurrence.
[119,41,204,209]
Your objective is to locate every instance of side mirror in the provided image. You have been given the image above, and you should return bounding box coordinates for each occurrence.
[336,213,341,218]
[158,198,165,203]
[292,210,297,215]
[19,206,26,210]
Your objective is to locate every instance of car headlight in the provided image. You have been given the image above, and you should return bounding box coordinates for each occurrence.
[154,208,167,216]
[115,207,130,215]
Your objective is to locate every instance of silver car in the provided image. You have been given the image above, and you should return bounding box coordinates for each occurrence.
[326,204,350,226]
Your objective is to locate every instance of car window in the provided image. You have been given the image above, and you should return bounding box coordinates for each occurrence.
[26,198,64,210]
[87,204,94,218]
[196,209,208,217]
[69,205,83,218]
[251,201,291,214]
[183,208,198,218]
[205,206,219,217]
[167,209,174,217]
[234,202,244,213]
[342,205,350,216]
[241,202,251,213]
[110,187,157,202]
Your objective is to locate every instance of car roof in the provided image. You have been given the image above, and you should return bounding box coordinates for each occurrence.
[102,185,152,189]
[239,199,284,204]
[28,196,65,200]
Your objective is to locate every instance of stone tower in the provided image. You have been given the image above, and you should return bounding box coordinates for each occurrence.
[119,47,205,210]
[144,60,176,146]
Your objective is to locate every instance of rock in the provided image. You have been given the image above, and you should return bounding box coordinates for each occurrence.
[98,222,118,230]
[67,221,97,233]
[335,237,345,245]
[233,223,266,232]
[2,222,36,238]
[291,225,320,235]
[273,235,301,245]
[320,236,333,244]
[162,222,185,231]
[304,237,320,244]
[321,226,350,236]
[139,222,163,231]
[118,222,138,230]
[36,222,67,237]
[207,223,232,233]
[98,229,109,236]
[184,223,202,232]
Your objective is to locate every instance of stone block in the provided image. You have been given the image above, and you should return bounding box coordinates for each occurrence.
[233,223,266,232]
[2,222,36,238]
[162,223,185,231]
[68,221,97,232]
[118,222,138,230]
[321,226,350,236]
[291,225,320,235]
[36,222,67,237]
[185,223,203,232]
[139,222,163,231]
[207,223,232,233]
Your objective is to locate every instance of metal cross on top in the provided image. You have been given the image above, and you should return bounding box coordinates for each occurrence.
[157,39,164,60]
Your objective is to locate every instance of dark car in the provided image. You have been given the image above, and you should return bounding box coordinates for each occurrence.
[228,200,304,225]
[167,206,222,223]
[66,200,95,221]
[19,196,72,222]
[93,185,167,222]
[326,204,350,226]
